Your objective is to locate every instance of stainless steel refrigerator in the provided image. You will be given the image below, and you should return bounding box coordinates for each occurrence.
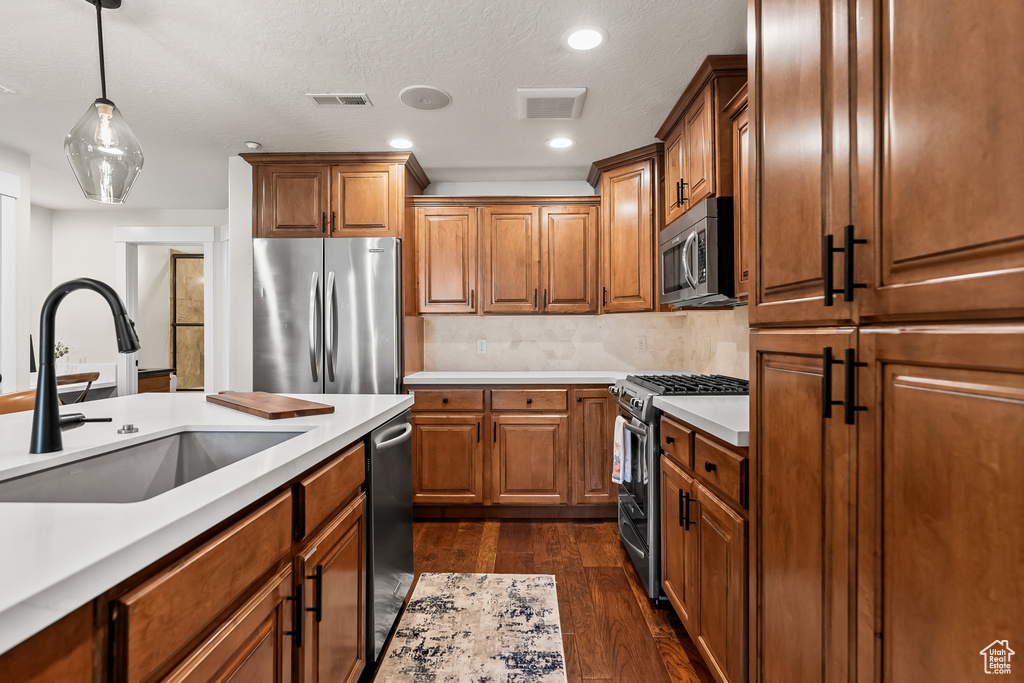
[253,236,413,670]
[253,237,402,394]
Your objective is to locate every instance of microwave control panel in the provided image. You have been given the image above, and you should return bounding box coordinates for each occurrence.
[697,231,707,284]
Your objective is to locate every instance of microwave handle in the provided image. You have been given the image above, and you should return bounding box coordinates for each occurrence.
[681,230,699,290]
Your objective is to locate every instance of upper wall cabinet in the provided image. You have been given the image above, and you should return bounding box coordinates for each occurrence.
[243,153,429,240]
[590,145,663,313]
[725,85,751,301]
[657,56,747,227]
[414,197,600,315]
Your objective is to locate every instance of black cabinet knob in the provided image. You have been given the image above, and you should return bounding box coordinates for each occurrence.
[704,461,717,473]
[665,436,675,444]
[526,398,532,404]
[442,397,448,404]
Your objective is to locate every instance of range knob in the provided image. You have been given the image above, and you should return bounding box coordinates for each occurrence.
[630,397,643,409]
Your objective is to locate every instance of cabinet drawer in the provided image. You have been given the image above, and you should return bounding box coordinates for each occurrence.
[695,434,748,508]
[296,440,365,540]
[491,389,568,412]
[411,389,484,412]
[661,416,694,469]
[111,493,292,683]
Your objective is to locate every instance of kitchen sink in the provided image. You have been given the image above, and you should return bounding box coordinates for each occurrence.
[0,430,304,504]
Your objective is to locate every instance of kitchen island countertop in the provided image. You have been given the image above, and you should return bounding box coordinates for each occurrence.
[404,370,629,385]
[0,391,412,655]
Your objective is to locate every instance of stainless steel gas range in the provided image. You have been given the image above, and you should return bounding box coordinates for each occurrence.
[609,372,750,602]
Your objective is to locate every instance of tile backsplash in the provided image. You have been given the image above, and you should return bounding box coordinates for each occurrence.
[423,307,750,378]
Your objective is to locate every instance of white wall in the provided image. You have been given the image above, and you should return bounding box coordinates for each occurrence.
[226,156,253,391]
[29,205,52,346]
[50,209,226,364]
[423,180,595,196]
[0,145,32,391]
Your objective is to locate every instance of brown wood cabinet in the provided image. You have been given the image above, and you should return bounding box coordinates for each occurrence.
[657,56,747,225]
[491,414,569,505]
[0,605,93,683]
[589,145,662,313]
[416,206,479,314]
[540,205,600,314]
[570,387,616,505]
[297,495,366,683]
[245,154,427,241]
[480,205,540,313]
[410,384,615,514]
[411,413,485,504]
[661,415,749,683]
[725,85,751,301]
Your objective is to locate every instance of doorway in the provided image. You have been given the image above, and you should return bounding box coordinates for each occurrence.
[170,252,204,391]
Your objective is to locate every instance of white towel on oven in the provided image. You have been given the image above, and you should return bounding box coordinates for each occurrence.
[612,416,625,484]
[622,419,632,483]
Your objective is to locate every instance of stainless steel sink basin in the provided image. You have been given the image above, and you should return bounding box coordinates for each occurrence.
[0,430,304,504]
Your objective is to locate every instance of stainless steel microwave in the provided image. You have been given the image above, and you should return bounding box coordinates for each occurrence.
[658,197,735,308]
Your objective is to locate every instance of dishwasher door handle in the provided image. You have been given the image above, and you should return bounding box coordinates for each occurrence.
[374,422,412,450]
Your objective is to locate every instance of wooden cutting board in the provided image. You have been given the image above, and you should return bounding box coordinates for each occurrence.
[206,391,335,419]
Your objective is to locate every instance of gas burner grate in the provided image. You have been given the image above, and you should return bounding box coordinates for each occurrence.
[625,373,749,396]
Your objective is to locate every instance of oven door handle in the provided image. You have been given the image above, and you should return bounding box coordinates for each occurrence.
[681,230,699,290]
[623,422,647,438]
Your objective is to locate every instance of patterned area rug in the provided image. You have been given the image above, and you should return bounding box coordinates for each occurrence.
[375,573,567,682]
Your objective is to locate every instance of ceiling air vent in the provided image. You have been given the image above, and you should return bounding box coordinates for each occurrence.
[307,93,372,107]
[516,87,587,120]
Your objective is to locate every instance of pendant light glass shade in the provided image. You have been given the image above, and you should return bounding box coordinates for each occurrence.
[65,98,143,204]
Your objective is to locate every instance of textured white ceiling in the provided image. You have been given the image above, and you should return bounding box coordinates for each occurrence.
[0,0,746,210]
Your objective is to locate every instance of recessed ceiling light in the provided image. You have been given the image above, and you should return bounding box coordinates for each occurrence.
[547,137,575,149]
[564,27,607,51]
[389,138,414,150]
[244,141,262,150]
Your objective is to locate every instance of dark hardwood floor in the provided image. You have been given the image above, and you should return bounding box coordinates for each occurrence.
[411,519,715,683]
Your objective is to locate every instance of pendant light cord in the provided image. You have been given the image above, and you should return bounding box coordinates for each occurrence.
[94,0,107,100]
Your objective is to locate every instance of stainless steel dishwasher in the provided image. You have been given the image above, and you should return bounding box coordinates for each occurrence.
[365,409,414,666]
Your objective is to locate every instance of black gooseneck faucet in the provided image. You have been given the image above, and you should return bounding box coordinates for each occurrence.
[30,278,140,454]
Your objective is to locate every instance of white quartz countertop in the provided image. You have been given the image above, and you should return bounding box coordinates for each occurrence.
[653,395,750,448]
[0,392,413,655]
[404,371,628,385]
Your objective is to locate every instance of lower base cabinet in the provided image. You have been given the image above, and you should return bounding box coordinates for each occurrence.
[297,494,366,683]
[411,414,484,504]
[491,414,568,504]
[661,456,700,634]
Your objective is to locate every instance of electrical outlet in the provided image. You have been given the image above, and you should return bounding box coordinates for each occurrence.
[477,339,486,354]
[636,336,647,352]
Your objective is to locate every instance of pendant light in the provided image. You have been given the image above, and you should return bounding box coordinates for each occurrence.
[65,0,143,204]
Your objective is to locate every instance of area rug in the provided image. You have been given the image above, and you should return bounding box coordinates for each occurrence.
[375,573,567,682]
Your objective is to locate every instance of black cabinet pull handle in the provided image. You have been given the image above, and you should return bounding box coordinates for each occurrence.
[843,347,867,425]
[822,346,844,419]
[534,289,538,308]
[602,287,608,306]
[823,225,867,305]
[526,398,532,404]
[307,565,323,623]
[286,583,304,647]
[678,489,685,527]
[477,422,481,442]
[543,289,547,309]
[442,397,448,404]
[470,289,475,309]
[704,461,717,473]
[493,422,497,442]
[321,212,327,233]
[680,180,688,203]
[331,210,336,232]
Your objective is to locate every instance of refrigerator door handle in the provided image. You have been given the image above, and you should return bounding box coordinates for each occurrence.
[308,271,321,382]
[325,271,337,383]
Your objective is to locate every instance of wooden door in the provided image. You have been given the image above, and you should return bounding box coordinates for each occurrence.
[330,165,394,237]
[480,205,540,313]
[492,414,568,505]
[661,455,699,635]
[696,484,747,683]
[853,0,1024,322]
[540,206,599,314]
[750,0,854,326]
[416,207,478,314]
[570,388,615,504]
[164,566,294,683]
[730,93,752,300]
[750,328,855,683]
[601,159,654,313]
[665,126,687,226]
[256,164,330,238]
[682,87,715,208]
[411,414,484,504]
[855,325,1024,683]
[299,495,366,683]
